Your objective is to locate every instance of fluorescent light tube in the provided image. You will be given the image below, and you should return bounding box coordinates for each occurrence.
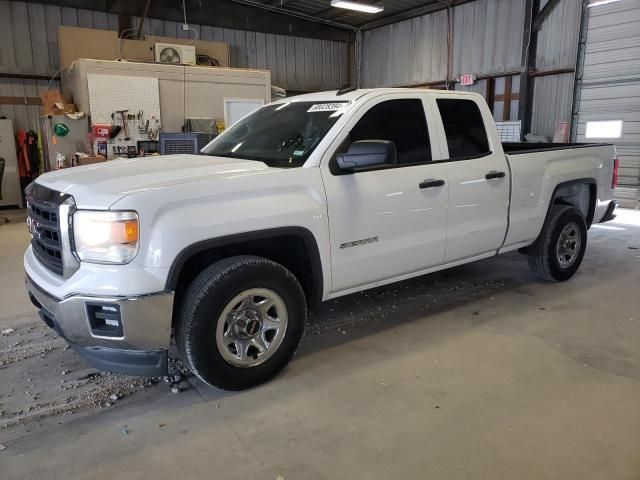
[588,0,622,7]
[331,0,384,14]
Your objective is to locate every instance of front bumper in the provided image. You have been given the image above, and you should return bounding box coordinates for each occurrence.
[26,275,174,377]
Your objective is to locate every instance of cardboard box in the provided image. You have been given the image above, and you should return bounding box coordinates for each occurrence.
[53,103,76,115]
[58,26,120,70]
[40,90,74,115]
[75,155,106,166]
[58,26,230,69]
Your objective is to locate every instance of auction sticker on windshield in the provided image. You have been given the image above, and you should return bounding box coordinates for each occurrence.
[307,103,348,112]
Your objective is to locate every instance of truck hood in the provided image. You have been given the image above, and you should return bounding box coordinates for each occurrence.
[36,155,271,208]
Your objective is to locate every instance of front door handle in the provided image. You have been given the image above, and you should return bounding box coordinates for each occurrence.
[485,171,506,180]
[419,179,445,189]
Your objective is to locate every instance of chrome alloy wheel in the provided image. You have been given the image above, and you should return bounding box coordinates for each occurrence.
[215,288,288,368]
[556,222,582,268]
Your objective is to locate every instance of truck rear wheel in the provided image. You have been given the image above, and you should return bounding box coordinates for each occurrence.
[527,205,587,282]
[176,255,306,390]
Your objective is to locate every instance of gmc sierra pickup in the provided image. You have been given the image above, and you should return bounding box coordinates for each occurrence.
[24,88,619,390]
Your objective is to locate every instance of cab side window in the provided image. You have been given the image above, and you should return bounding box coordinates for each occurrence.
[436,99,490,159]
[350,99,432,165]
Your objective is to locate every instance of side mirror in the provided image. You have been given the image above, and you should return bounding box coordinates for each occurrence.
[335,140,397,172]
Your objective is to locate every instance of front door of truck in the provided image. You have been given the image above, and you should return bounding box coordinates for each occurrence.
[321,94,448,293]
[429,95,510,262]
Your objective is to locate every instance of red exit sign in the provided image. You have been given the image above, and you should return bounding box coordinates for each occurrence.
[460,74,476,86]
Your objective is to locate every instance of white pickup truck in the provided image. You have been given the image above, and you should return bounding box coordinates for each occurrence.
[24,88,619,390]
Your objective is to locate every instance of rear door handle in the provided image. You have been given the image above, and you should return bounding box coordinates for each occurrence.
[485,171,506,180]
[419,179,445,189]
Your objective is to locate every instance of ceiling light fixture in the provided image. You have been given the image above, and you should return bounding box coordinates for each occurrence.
[330,0,384,14]
[588,0,622,7]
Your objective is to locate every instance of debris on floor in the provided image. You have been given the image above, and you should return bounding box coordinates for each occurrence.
[0,324,186,439]
[170,380,190,394]
[305,273,512,338]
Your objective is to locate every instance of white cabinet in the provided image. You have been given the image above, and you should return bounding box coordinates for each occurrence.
[64,59,271,134]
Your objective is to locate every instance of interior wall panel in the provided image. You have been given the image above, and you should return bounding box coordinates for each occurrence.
[536,0,582,70]
[361,0,525,88]
[531,72,575,140]
[361,9,448,87]
[451,0,525,78]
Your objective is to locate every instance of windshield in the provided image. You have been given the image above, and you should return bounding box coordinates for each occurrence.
[202,101,349,168]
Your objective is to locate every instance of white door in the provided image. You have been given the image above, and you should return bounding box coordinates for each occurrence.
[321,95,448,293]
[0,119,22,208]
[430,95,510,261]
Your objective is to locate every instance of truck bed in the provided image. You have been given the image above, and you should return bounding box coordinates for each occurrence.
[502,142,610,155]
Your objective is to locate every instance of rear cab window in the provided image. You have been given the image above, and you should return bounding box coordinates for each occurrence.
[436,98,491,160]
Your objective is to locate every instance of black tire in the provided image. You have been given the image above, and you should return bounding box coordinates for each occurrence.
[176,255,306,390]
[527,205,587,282]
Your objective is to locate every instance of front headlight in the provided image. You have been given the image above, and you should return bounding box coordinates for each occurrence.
[73,210,139,264]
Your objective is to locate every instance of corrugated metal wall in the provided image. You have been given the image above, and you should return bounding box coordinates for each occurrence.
[360,0,583,142]
[536,0,582,70]
[575,0,640,208]
[530,0,582,140]
[530,72,575,139]
[0,1,119,132]
[455,78,488,95]
[451,0,525,78]
[360,10,449,87]
[361,0,525,88]
[0,1,348,133]
[132,16,348,91]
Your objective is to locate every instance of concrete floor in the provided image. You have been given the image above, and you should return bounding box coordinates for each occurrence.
[1,208,639,480]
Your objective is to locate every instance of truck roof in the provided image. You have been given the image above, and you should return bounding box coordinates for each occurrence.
[273,87,483,104]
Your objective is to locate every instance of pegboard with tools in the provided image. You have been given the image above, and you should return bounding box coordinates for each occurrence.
[87,73,162,159]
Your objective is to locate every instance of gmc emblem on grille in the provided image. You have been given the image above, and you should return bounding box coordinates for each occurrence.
[26,216,41,239]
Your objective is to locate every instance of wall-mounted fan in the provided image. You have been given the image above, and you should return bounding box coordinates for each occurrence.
[153,43,196,65]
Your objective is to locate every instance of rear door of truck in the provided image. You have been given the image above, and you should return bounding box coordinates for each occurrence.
[428,93,511,262]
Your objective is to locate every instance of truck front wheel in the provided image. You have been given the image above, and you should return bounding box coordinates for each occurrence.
[176,255,306,390]
[527,205,587,282]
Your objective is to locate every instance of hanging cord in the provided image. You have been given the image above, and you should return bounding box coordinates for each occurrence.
[196,55,220,67]
[47,69,62,89]
[181,0,199,46]
[118,27,141,60]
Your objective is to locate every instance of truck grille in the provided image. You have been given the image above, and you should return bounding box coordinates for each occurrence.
[26,184,70,276]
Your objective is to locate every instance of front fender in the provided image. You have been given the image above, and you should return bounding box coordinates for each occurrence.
[110,167,331,300]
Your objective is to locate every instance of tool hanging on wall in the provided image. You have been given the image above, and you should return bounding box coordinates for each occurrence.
[116,109,130,141]
[147,116,160,140]
[47,115,56,145]
[137,110,146,134]
[109,125,121,139]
